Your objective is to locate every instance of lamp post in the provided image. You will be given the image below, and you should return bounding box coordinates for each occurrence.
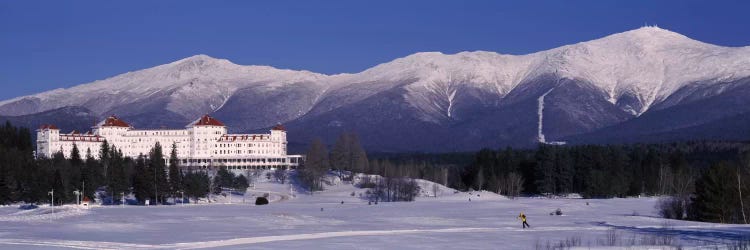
[48,189,54,214]
[73,190,81,205]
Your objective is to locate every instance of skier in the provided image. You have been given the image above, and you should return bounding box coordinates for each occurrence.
[518,212,530,229]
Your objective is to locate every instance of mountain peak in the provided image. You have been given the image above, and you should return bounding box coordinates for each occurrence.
[591,25,700,48]
[166,54,236,73]
[175,54,227,64]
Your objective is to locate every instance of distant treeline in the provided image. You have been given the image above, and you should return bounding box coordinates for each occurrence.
[368,141,750,223]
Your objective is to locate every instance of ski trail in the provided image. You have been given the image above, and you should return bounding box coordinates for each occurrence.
[0,226,621,249]
[537,88,554,143]
[0,238,155,250]
[169,227,495,249]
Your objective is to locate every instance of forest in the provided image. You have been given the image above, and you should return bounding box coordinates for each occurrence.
[2,120,749,223]
[366,142,750,223]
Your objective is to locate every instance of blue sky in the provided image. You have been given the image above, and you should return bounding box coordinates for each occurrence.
[1,0,749,100]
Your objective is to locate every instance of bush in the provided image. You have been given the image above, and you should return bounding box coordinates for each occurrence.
[657,196,688,220]
[255,197,269,205]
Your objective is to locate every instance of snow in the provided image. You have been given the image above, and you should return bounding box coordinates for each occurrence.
[537,88,554,143]
[1,174,748,249]
[2,27,748,122]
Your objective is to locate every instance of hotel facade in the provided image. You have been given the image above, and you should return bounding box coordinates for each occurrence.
[36,115,303,171]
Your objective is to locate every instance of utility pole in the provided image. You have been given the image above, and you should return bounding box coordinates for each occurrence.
[82,180,85,204]
[180,191,184,205]
[121,192,125,207]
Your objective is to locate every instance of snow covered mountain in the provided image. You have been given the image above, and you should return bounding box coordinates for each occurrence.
[2,26,750,151]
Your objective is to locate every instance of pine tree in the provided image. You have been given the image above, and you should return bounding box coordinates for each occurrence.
[234,174,249,191]
[691,162,737,223]
[107,147,129,204]
[82,149,101,200]
[0,164,9,205]
[132,155,150,204]
[68,143,83,200]
[184,171,210,202]
[534,145,556,194]
[168,142,182,201]
[149,142,168,204]
[52,168,66,206]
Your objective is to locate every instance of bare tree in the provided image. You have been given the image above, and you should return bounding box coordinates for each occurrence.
[739,151,750,224]
[299,138,329,193]
[274,168,287,184]
[658,165,673,195]
[506,172,524,199]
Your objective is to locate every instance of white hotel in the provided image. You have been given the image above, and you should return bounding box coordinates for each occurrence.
[36,115,303,171]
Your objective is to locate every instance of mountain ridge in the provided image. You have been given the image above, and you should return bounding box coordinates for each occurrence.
[2,26,750,151]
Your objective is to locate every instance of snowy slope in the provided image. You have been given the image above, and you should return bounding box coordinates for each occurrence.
[4,27,748,119]
[0,55,327,120]
[329,26,750,119]
[1,175,748,249]
[2,27,750,150]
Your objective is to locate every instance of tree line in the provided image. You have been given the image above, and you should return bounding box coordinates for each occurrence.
[0,121,233,205]
[358,141,750,222]
[300,133,461,201]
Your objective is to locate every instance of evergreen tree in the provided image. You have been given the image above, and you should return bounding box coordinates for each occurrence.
[183,171,210,202]
[51,152,72,203]
[534,145,556,194]
[108,147,129,204]
[68,143,83,201]
[81,148,101,200]
[132,155,151,204]
[149,142,168,204]
[234,174,249,191]
[214,168,235,191]
[168,142,182,201]
[691,162,737,223]
[0,164,9,205]
[554,147,574,194]
[51,168,65,206]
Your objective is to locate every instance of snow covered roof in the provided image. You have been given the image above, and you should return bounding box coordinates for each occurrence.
[192,115,225,127]
[98,115,131,128]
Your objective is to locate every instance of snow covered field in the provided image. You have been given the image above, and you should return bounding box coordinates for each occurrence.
[1,176,748,249]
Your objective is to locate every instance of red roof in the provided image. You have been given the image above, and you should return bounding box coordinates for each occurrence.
[100,115,131,127]
[194,115,225,127]
[39,124,59,130]
[272,124,286,131]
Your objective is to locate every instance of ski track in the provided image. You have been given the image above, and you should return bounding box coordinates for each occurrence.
[0,226,613,249]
